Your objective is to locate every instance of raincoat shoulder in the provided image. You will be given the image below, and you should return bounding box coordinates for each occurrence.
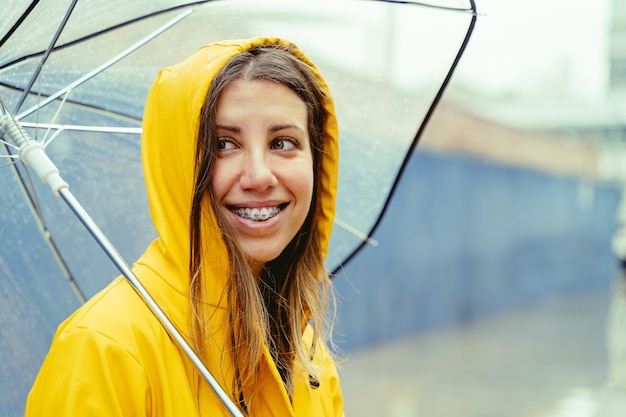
[25,275,204,416]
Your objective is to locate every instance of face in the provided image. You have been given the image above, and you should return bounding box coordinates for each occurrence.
[211,79,314,274]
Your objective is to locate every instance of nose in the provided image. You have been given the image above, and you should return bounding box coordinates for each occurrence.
[239,150,278,191]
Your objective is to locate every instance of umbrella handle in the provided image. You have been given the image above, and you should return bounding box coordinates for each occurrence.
[0,102,245,417]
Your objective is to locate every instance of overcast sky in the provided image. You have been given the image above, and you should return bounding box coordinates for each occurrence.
[452,0,612,102]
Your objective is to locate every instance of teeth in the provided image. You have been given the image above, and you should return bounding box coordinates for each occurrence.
[233,206,281,221]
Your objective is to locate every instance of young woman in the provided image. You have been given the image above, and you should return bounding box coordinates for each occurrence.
[26,37,343,416]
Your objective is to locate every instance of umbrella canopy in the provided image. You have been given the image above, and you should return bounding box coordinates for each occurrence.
[0,0,476,415]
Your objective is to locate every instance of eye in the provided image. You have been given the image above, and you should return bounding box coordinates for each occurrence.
[270,137,298,151]
[217,137,237,152]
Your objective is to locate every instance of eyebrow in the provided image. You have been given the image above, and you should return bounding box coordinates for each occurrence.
[216,124,240,134]
[268,123,306,135]
[216,124,306,135]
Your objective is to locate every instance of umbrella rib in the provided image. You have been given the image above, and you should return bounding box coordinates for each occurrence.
[332,0,479,275]
[0,0,41,49]
[0,82,142,124]
[16,9,192,121]
[334,217,379,247]
[40,91,70,145]
[13,0,79,116]
[20,121,142,136]
[0,138,19,153]
[363,0,476,14]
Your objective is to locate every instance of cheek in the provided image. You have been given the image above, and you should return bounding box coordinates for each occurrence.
[295,165,315,208]
[210,161,229,202]
[307,172,315,203]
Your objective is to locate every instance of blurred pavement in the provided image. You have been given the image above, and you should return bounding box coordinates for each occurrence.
[339,277,626,417]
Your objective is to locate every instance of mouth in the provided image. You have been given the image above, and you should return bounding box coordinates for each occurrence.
[228,203,287,222]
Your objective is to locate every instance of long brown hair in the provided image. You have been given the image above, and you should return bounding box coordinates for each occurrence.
[190,43,333,405]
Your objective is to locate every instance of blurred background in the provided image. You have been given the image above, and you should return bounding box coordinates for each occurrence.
[2,1,626,416]
[334,0,626,416]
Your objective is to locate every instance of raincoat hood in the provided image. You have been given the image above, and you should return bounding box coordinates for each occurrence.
[135,37,339,331]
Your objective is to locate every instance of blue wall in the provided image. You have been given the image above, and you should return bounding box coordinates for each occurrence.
[332,149,622,351]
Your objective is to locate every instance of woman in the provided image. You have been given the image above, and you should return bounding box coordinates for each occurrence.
[25,37,343,416]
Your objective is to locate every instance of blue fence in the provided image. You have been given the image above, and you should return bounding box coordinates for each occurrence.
[332,148,622,351]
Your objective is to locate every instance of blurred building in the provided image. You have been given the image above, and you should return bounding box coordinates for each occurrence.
[610,0,626,93]
[608,0,626,234]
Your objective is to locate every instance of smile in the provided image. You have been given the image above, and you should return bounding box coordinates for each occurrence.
[229,204,285,222]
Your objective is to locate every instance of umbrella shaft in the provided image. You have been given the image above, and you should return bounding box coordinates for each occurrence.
[58,188,244,417]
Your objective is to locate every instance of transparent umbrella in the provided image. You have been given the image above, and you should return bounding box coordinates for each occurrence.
[0,0,477,415]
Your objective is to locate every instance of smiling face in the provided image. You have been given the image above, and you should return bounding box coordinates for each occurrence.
[211,79,314,274]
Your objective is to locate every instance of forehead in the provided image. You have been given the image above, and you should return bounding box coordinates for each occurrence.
[216,79,308,128]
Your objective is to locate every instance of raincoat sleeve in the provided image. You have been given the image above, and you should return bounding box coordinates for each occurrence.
[25,327,150,416]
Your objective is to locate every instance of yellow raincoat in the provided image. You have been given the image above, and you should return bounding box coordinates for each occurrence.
[25,37,343,416]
